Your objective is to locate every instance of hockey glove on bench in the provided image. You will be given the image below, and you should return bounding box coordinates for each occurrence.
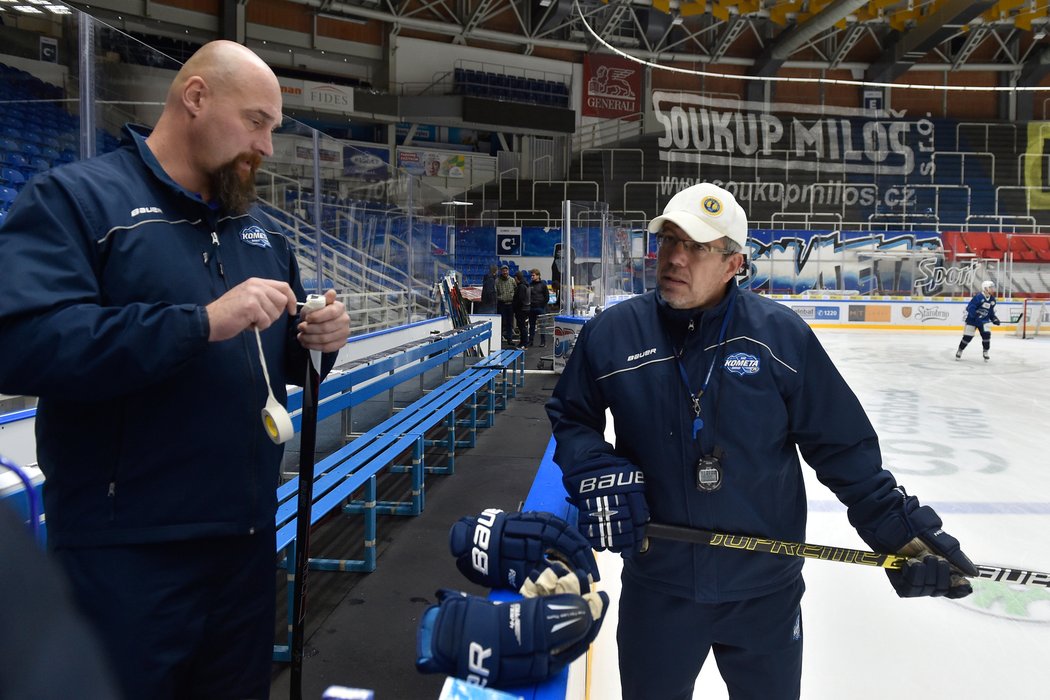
[415,584,608,689]
[563,462,649,554]
[449,509,600,590]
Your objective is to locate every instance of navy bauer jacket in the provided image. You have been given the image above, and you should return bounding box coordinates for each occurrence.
[0,125,331,548]
[547,285,909,603]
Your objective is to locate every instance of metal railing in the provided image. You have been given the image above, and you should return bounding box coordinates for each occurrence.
[577,147,644,180]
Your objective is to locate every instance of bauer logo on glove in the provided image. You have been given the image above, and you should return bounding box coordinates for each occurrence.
[449,509,600,590]
[415,586,609,689]
[563,461,650,554]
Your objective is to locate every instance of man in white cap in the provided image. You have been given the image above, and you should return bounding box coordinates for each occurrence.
[546,182,977,699]
[955,279,1001,361]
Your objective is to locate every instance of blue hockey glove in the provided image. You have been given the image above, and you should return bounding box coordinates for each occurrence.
[871,491,978,599]
[415,587,609,689]
[449,509,600,591]
[563,463,649,554]
[518,564,606,665]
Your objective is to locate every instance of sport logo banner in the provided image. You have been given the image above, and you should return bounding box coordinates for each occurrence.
[582,54,640,119]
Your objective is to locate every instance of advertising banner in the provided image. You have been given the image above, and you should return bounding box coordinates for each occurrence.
[343,144,391,180]
[398,150,465,178]
[582,54,641,119]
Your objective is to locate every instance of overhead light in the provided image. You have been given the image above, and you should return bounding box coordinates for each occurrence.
[1035,29,1047,41]
[539,0,552,6]
[671,12,684,25]
[442,200,472,206]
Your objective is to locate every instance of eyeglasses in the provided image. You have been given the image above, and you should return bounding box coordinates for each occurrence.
[654,233,733,256]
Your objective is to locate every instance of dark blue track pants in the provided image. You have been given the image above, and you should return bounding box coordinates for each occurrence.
[54,531,276,700]
[617,575,805,700]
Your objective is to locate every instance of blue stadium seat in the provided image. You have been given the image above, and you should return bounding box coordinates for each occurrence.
[0,167,25,186]
[2,152,28,169]
[0,184,18,206]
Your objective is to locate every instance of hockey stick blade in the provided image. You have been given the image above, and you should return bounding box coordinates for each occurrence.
[643,523,1050,589]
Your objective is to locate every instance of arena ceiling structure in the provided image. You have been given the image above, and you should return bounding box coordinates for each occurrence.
[63,1,1050,82]
[51,0,1050,124]
[300,0,1049,76]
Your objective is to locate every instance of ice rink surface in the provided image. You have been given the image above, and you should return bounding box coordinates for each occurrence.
[588,328,1050,699]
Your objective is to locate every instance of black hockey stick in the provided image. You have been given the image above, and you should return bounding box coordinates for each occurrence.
[643,522,1050,589]
[290,296,326,700]
[642,522,907,570]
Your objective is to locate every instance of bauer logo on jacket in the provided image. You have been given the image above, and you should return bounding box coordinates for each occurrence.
[240,225,271,249]
[724,352,759,376]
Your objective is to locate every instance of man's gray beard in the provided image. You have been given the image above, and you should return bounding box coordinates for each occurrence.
[212,161,258,215]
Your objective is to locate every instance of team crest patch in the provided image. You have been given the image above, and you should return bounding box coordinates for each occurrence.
[240,225,271,249]
[702,196,723,216]
[724,352,759,376]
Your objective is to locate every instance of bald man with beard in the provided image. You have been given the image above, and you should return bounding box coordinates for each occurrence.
[0,41,350,698]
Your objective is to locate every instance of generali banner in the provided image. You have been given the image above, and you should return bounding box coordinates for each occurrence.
[582,54,641,119]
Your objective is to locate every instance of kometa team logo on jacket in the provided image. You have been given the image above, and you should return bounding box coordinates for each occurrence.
[724,352,759,376]
[240,225,271,248]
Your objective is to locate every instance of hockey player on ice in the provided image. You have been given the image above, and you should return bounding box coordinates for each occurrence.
[956,279,1001,361]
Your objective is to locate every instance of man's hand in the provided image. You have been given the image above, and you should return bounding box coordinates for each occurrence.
[205,278,297,342]
[563,463,649,554]
[297,289,350,353]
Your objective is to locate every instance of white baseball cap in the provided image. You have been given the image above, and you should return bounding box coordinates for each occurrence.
[647,183,748,249]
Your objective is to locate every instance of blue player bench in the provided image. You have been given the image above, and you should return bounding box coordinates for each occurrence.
[284,321,493,431]
[272,328,522,660]
[464,347,525,412]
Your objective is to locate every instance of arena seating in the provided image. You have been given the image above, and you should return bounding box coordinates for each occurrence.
[452,66,570,107]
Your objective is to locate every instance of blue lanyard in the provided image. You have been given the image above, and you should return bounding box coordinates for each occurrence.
[673,294,735,441]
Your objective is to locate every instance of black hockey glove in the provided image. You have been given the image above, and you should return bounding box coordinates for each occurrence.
[992,318,1001,326]
[879,492,978,599]
[449,509,600,591]
[563,462,649,554]
[415,586,608,689]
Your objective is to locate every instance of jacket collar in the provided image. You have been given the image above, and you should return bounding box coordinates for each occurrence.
[656,282,738,327]
[122,124,219,212]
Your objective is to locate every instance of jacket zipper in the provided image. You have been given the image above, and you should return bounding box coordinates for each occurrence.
[211,231,225,280]
[214,225,261,534]
[211,225,257,533]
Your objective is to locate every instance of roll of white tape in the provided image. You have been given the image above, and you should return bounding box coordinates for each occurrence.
[261,396,295,445]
